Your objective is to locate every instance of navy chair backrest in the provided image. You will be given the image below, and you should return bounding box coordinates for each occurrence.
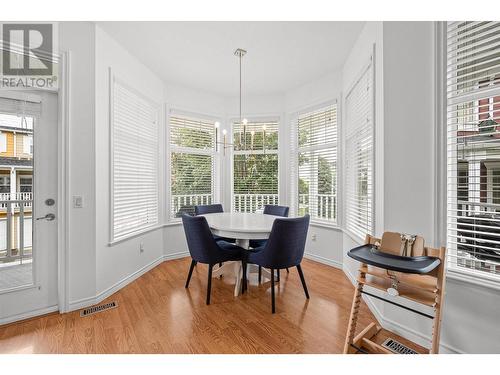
[254,215,310,269]
[181,214,222,264]
[263,205,289,217]
[195,204,224,216]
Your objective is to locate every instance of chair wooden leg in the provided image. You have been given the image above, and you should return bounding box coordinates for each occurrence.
[271,268,276,314]
[277,269,280,282]
[286,268,289,273]
[343,282,364,353]
[296,264,309,299]
[258,266,262,284]
[185,259,196,288]
[241,261,247,294]
[206,264,213,305]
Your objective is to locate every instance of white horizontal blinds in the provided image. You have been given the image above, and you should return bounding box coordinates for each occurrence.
[233,120,279,213]
[0,97,41,118]
[345,62,374,240]
[447,21,500,277]
[169,114,215,218]
[112,81,159,240]
[297,105,337,222]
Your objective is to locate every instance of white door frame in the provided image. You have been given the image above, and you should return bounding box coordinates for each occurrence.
[57,51,70,313]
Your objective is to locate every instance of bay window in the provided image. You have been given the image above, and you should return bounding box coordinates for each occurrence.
[169,113,217,218]
[232,119,279,212]
[294,104,338,223]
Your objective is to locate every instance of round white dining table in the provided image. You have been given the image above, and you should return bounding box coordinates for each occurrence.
[200,212,280,296]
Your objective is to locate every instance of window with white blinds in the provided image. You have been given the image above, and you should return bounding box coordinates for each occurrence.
[169,114,216,218]
[345,61,374,240]
[232,120,279,212]
[111,80,159,241]
[446,21,500,279]
[293,104,337,223]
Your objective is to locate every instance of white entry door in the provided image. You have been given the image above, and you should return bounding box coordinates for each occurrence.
[0,90,59,324]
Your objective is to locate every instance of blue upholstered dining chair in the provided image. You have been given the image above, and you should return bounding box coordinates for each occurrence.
[181,214,247,305]
[245,214,310,313]
[249,204,290,279]
[194,204,236,244]
[194,204,224,215]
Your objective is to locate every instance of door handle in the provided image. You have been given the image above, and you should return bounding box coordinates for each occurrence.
[36,213,56,221]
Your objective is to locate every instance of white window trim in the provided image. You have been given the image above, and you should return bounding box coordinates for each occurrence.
[229,115,281,213]
[290,99,339,227]
[108,70,161,244]
[166,106,222,222]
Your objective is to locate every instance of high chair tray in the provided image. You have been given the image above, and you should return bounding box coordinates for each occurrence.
[348,245,441,274]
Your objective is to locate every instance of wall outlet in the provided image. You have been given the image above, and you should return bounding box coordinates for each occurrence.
[311,234,317,242]
[139,243,144,253]
[73,195,84,208]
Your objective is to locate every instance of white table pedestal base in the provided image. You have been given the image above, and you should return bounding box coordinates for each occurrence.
[210,239,275,296]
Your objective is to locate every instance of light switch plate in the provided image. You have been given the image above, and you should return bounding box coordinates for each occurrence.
[73,195,84,208]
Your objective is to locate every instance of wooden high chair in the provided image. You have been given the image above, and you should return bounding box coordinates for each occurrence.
[343,232,446,354]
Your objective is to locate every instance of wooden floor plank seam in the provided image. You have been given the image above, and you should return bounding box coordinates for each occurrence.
[0,257,423,354]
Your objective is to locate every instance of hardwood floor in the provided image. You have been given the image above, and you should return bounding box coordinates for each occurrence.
[0,257,424,354]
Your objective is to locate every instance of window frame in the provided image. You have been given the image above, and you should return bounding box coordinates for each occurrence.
[443,21,500,288]
[166,107,221,222]
[229,115,280,213]
[109,73,161,243]
[291,100,339,226]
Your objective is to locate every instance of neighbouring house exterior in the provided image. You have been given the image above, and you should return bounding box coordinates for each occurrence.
[0,113,33,266]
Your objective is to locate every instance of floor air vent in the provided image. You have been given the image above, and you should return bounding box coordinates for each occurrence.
[80,301,118,317]
[382,338,418,354]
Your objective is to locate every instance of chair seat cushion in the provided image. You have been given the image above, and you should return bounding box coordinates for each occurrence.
[214,234,236,243]
[249,239,267,248]
[216,241,245,262]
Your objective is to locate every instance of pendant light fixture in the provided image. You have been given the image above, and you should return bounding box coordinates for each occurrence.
[234,48,248,150]
[216,48,248,155]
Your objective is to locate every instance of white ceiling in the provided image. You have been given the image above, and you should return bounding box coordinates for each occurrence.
[97,22,365,96]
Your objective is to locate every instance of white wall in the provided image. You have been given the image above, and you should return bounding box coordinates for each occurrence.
[59,22,97,307]
[94,26,166,298]
[59,21,500,354]
[341,21,385,284]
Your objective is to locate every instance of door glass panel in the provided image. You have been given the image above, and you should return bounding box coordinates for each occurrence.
[0,112,34,291]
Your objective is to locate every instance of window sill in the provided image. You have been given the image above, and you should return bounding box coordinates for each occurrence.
[446,267,500,292]
[108,224,163,246]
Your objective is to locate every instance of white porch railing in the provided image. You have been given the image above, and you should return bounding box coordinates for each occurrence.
[299,193,336,220]
[0,199,33,264]
[170,192,336,219]
[233,194,279,213]
[171,194,213,217]
[0,192,33,208]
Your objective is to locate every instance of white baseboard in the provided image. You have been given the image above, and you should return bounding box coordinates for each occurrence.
[304,252,343,269]
[0,305,59,326]
[342,265,463,354]
[68,251,190,312]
